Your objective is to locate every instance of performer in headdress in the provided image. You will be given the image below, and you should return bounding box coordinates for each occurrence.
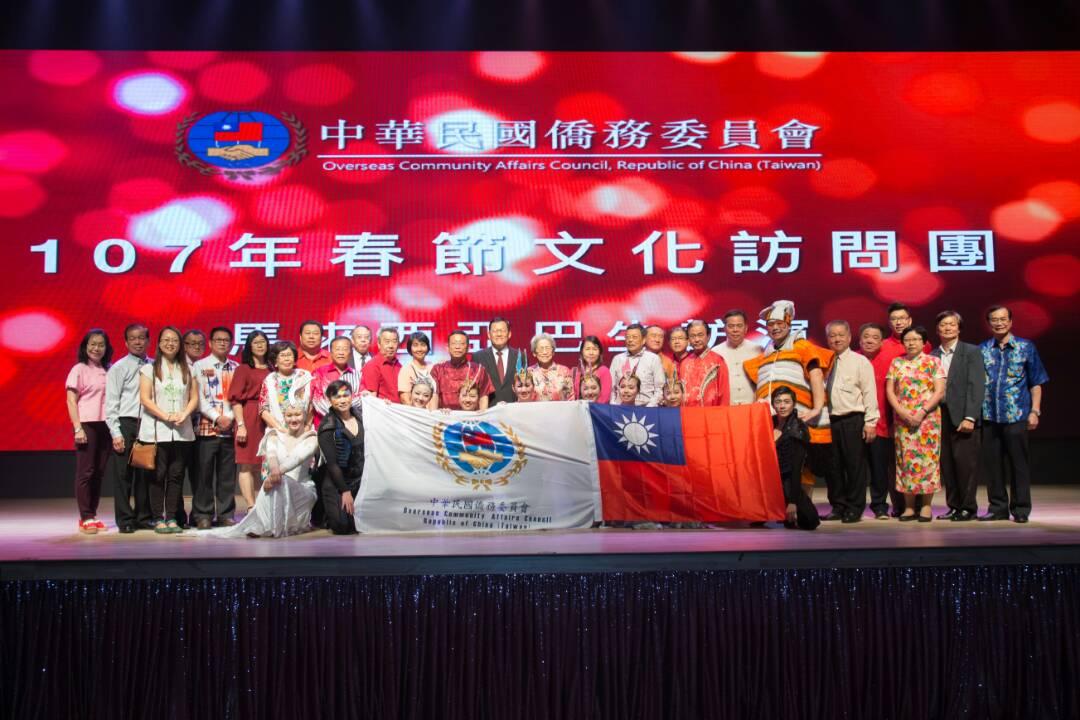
[571,335,612,402]
[678,320,730,407]
[211,400,318,538]
[663,371,686,407]
[608,323,666,406]
[744,300,835,498]
[616,374,641,406]
[407,376,436,409]
[577,372,604,402]
[397,331,438,409]
[430,330,493,410]
[511,353,536,403]
[457,374,483,412]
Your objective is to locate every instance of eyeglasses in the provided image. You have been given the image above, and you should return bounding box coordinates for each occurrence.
[185,341,205,347]
[210,337,231,343]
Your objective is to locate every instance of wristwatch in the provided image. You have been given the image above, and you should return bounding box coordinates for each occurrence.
[1031,409,1041,417]
[73,426,84,434]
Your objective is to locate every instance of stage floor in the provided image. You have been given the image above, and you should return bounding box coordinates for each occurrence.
[2,486,1079,579]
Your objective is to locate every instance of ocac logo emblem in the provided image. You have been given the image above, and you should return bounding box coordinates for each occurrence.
[433,420,527,491]
[175,110,307,180]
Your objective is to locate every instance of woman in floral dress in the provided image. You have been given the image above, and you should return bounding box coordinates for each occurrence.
[259,341,313,434]
[886,326,947,522]
[527,333,573,401]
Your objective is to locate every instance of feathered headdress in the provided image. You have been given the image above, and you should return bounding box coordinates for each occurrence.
[514,348,530,383]
[664,366,686,395]
[412,374,435,393]
[460,365,482,394]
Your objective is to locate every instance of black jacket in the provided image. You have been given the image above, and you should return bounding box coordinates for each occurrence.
[317,408,364,493]
[931,341,985,423]
[471,346,522,404]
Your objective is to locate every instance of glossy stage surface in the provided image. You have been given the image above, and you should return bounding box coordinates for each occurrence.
[3,486,1079,579]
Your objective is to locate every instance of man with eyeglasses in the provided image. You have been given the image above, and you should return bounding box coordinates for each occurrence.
[978,305,1049,524]
[191,327,239,528]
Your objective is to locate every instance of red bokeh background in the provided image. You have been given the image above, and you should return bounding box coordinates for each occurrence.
[2,50,1078,449]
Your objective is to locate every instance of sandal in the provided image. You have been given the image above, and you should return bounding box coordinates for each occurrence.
[79,519,98,535]
[165,519,181,534]
[91,518,106,530]
[153,520,170,534]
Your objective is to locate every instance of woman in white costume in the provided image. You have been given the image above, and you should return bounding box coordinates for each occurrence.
[214,403,318,538]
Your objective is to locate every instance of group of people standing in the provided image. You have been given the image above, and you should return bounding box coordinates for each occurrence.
[63,299,1048,536]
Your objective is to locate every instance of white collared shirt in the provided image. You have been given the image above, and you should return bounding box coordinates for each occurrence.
[711,340,763,406]
[827,348,880,427]
[939,339,958,374]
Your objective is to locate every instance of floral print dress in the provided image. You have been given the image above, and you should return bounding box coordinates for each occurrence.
[528,363,574,401]
[886,353,945,494]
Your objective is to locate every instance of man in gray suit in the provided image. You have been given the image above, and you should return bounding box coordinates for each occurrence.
[471,317,522,405]
[931,310,985,521]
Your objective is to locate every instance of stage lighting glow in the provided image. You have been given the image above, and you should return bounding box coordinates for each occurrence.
[0,174,46,218]
[990,199,1063,242]
[0,309,67,354]
[473,52,547,82]
[128,196,234,251]
[112,72,185,115]
[672,52,735,64]
[0,130,67,174]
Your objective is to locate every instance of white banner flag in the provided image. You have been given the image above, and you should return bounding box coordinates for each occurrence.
[354,396,602,533]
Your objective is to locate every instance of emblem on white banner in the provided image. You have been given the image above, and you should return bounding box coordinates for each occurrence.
[432,420,528,490]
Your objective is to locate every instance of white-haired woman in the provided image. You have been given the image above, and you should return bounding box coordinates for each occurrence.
[214,402,318,538]
[527,333,574,401]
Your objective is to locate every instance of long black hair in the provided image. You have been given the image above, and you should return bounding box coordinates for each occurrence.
[241,331,270,368]
[77,328,114,369]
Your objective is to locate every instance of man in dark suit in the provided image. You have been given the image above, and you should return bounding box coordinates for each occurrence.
[471,317,521,404]
[931,310,985,521]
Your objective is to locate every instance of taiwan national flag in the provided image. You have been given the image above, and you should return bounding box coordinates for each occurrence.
[589,403,785,522]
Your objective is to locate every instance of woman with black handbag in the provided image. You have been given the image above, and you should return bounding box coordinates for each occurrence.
[138,326,199,534]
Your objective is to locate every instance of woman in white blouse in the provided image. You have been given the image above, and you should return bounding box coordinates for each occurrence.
[138,326,198,534]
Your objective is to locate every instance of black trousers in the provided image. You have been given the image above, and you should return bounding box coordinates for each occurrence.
[940,406,981,514]
[148,442,192,521]
[321,476,361,535]
[982,421,1032,518]
[192,436,237,521]
[74,421,110,520]
[866,436,906,514]
[109,417,153,527]
[827,412,871,517]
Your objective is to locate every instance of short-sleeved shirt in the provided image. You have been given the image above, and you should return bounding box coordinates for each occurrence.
[361,354,403,402]
[296,349,332,374]
[430,360,494,409]
[66,362,108,422]
[980,336,1049,424]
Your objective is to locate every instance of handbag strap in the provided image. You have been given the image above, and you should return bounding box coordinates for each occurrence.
[137,360,161,444]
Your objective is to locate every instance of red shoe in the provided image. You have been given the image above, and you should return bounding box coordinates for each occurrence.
[79,519,99,535]
[91,518,106,530]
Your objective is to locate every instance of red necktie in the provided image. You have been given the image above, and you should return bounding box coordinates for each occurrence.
[496,350,505,383]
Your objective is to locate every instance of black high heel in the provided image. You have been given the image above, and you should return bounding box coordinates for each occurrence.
[898,513,918,522]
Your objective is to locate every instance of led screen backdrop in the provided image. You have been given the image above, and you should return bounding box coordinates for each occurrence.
[2,50,1078,449]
